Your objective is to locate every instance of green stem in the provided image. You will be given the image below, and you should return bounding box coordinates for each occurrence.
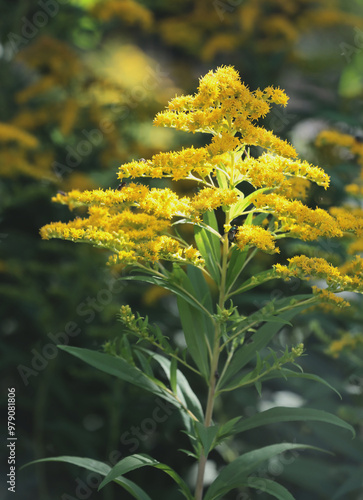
[194,212,230,500]
[194,328,220,500]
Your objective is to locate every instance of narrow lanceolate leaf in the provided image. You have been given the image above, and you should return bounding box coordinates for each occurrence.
[141,349,204,422]
[120,274,209,316]
[58,346,179,407]
[172,265,214,380]
[194,211,221,284]
[232,407,355,438]
[246,477,296,500]
[229,195,246,221]
[261,368,342,398]
[204,443,325,500]
[186,265,214,313]
[98,453,193,500]
[228,188,269,221]
[170,356,178,395]
[177,295,211,380]
[203,210,221,260]
[21,456,152,500]
[226,245,249,291]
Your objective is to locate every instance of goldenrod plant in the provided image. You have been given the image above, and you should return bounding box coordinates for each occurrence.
[29,66,361,499]
[314,129,363,358]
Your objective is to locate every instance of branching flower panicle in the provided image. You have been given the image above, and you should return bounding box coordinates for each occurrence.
[41,66,360,304]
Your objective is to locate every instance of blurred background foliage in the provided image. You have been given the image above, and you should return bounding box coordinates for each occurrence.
[0,0,362,499]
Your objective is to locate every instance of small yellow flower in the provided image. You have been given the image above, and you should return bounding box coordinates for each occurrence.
[235,225,278,254]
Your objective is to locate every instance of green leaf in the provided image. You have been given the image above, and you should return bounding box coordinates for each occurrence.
[98,453,193,500]
[21,456,152,500]
[252,211,270,226]
[170,356,177,395]
[204,443,324,500]
[254,380,262,396]
[178,448,198,459]
[203,210,221,259]
[226,245,249,291]
[141,349,204,423]
[228,269,277,297]
[220,296,311,388]
[195,423,220,456]
[187,265,213,313]
[134,350,154,378]
[228,188,269,220]
[177,295,211,380]
[215,417,242,445]
[194,212,221,284]
[246,477,296,500]
[216,168,228,189]
[232,407,355,438]
[121,274,209,317]
[262,368,342,398]
[58,346,179,407]
[171,265,214,380]
[229,195,246,221]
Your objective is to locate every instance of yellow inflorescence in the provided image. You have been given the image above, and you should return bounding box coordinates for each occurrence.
[311,287,350,309]
[236,225,278,254]
[236,154,329,191]
[275,255,363,293]
[253,193,342,240]
[326,332,363,358]
[91,0,153,29]
[0,122,39,149]
[40,65,361,287]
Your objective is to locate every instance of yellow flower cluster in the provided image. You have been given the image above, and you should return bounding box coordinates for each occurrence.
[15,36,81,103]
[235,225,278,254]
[40,206,203,267]
[317,129,363,159]
[326,332,363,358]
[253,193,342,240]
[154,66,294,159]
[118,147,218,181]
[41,66,358,274]
[311,287,350,309]
[236,153,329,192]
[0,123,39,149]
[51,183,239,223]
[329,207,363,237]
[149,0,362,61]
[274,255,363,293]
[191,188,238,214]
[317,130,363,256]
[91,0,153,30]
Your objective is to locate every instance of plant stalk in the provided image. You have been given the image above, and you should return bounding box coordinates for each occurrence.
[194,211,230,500]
